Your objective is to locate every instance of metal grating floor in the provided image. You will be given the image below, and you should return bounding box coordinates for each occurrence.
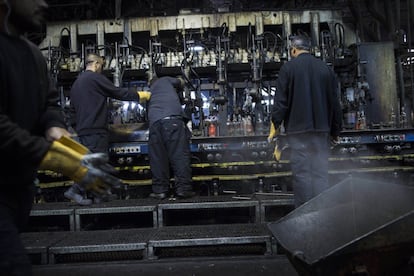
[29,194,294,231]
[150,223,271,240]
[48,228,152,263]
[20,231,71,264]
[24,195,294,265]
[23,223,274,264]
[147,223,273,259]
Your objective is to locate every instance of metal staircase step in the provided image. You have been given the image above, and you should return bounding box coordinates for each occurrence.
[46,228,152,264]
[20,231,70,264]
[28,194,294,231]
[147,223,274,259]
[22,223,274,264]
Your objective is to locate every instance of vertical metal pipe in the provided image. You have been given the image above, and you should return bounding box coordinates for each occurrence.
[114,41,120,87]
[408,0,414,120]
[97,22,105,56]
[70,24,77,54]
[283,12,291,59]
[310,12,320,49]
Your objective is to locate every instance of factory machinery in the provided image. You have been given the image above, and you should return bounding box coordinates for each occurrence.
[35,8,414,199]
[25,8,414,275]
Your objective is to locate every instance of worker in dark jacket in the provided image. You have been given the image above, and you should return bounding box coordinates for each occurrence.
[0,0,121,274]
[269,34,343,207]
[147,75,194,199]
[66,53,151,204]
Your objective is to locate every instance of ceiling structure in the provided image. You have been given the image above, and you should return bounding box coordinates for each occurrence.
[26,0,410,55]
[43,0,413,44]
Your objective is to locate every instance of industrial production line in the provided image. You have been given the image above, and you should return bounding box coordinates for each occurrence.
[37,126,414,198]
[26,8,414,275]
[36,8,414,197]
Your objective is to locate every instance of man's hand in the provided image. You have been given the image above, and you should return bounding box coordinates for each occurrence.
[273,143,282,161]
[45,127,71,142]
[78,153,122,194]
[39,136,122,195]
[267,122,279,143]
[137,91,151,103]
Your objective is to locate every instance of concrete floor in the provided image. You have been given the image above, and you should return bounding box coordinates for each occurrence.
[33,255,299,276]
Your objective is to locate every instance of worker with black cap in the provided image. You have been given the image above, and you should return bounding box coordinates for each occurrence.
[147,72,194,200]
[268,33,343,208]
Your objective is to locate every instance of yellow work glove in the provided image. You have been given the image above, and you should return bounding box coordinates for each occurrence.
[267,122,280,143]
[137,91,151,103]
[39,136,122,195]
[273,142,282,161]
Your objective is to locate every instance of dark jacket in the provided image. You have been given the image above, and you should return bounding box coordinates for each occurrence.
[70,70,139,135]
[271,53,342,137]
[0,33,67,186]
[147,76,184,127]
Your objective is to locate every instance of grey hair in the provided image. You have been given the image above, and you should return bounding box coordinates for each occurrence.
[290,35,311,51]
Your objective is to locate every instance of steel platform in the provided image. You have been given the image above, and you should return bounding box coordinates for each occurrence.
[29,194,294,231]
[20,231,70,265]
[23,194,294,270]
[46,228,151,264]
[157,195,261,227]
[29,202,75,231]
[146,223,273,259]
[74,198,158,230]
[21,223,274,264]
[255,193,295,223]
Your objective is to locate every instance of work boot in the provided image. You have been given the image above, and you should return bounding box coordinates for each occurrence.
[64,186,92,205]
[175,191,196,199]
[149,192,168,200]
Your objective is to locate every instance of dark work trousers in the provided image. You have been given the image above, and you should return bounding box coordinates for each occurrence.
[75,133,109,194]
[288,132,330,208]
[78,133,109,154]
[0,184,35,276]
[149,118,192,194]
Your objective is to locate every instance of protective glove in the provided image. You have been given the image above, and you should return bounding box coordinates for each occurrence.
[273,142,282,161]
[39,136,122,195]
[137,91,151,103]
[267,122,280,143]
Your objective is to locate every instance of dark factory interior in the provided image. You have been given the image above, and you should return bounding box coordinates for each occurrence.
[14,0,414,275]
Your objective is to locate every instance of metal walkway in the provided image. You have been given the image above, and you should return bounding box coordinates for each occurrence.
[23,193,297,275]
